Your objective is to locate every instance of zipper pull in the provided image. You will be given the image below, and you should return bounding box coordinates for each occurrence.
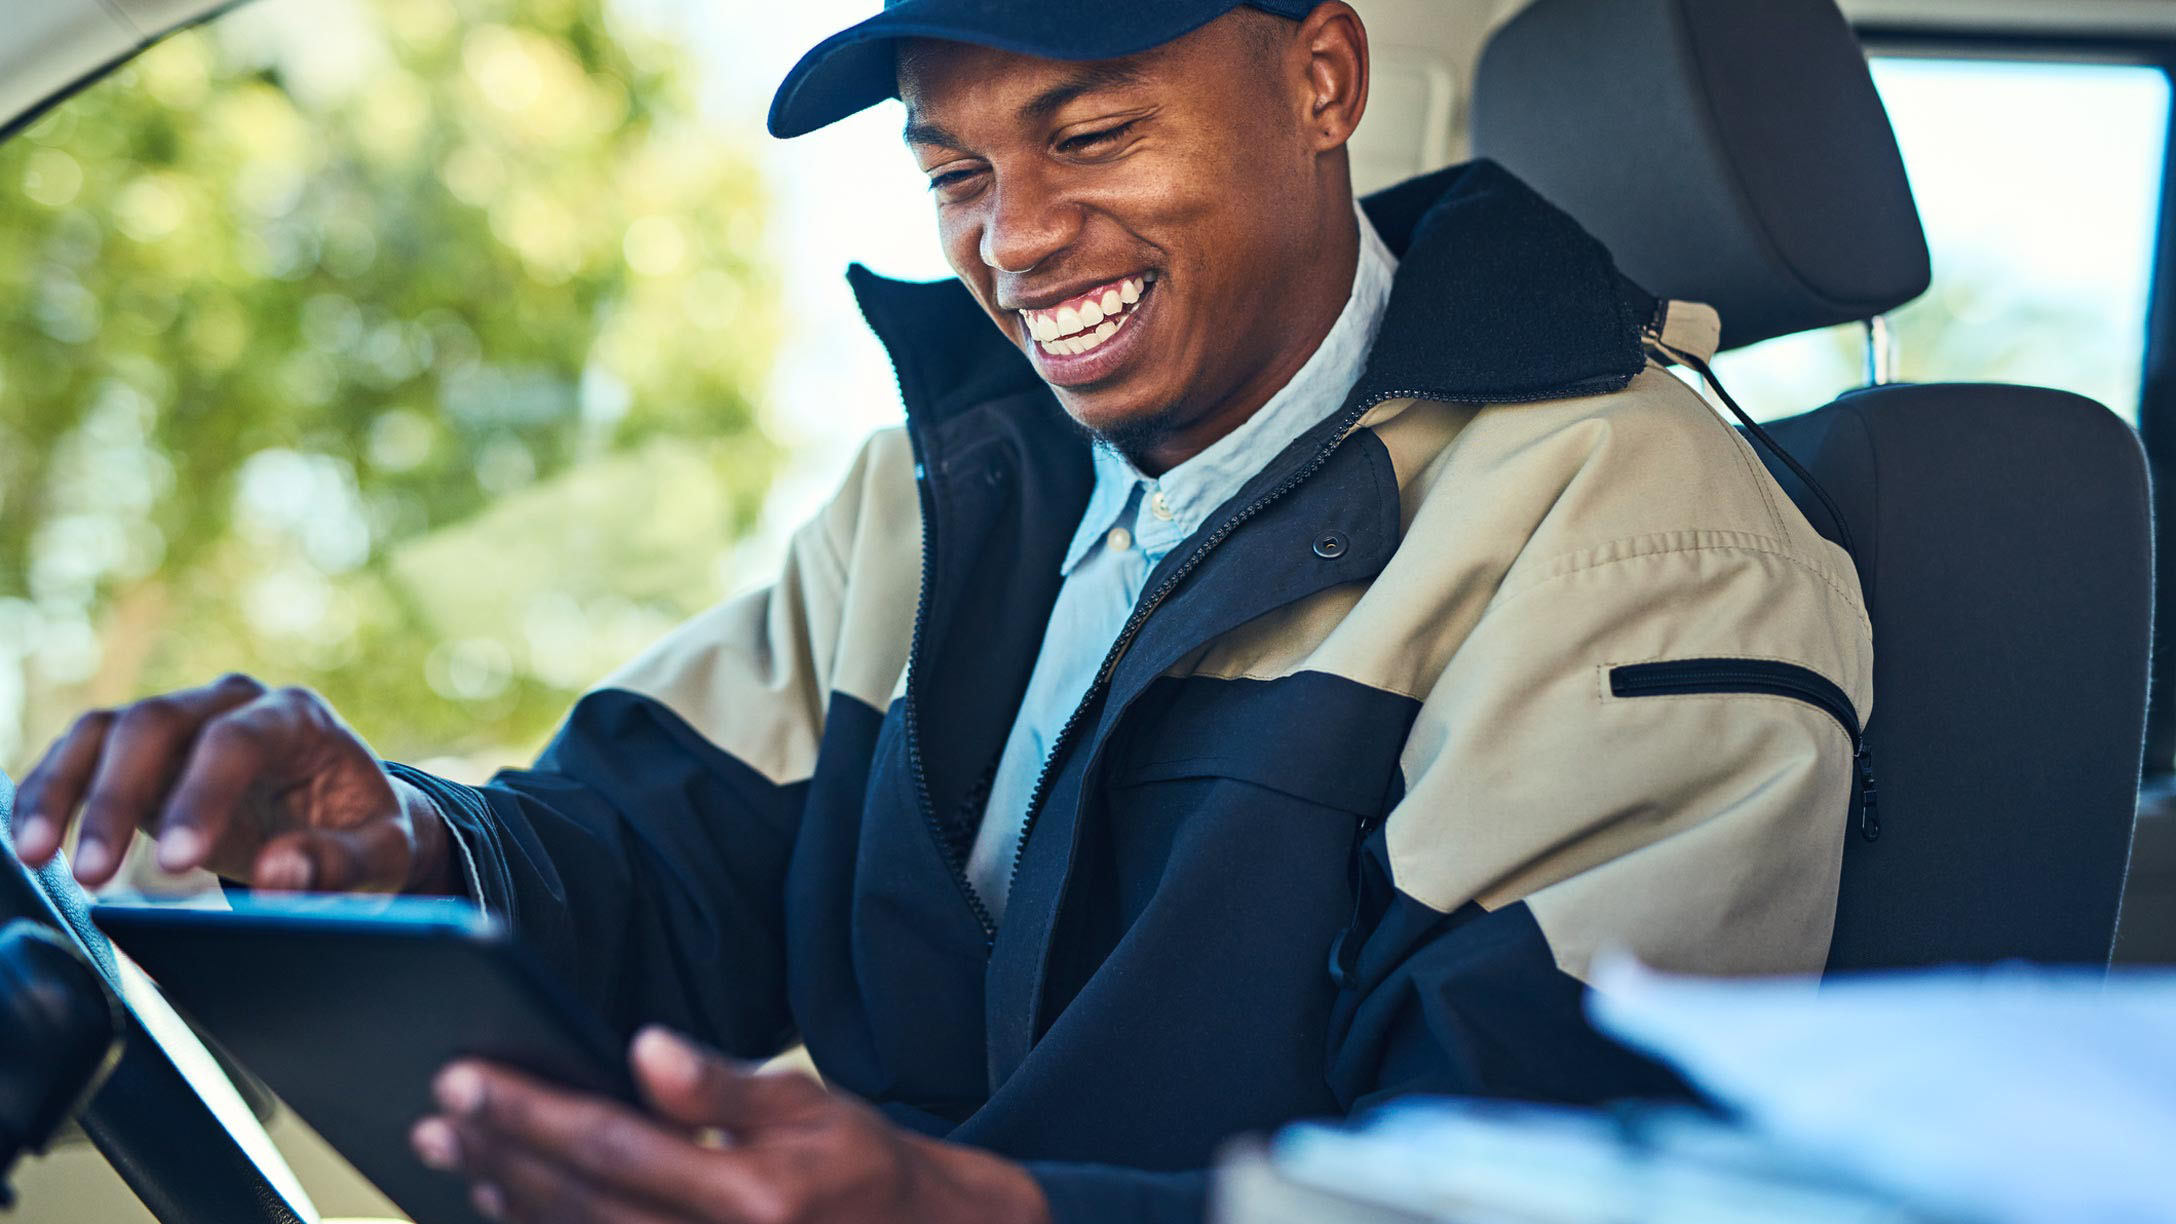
[1855,741,1880,842]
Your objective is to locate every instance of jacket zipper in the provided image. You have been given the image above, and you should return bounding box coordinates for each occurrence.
[901,456,1002,944]
[1608,658,1880,841]
[853,291,1003,946]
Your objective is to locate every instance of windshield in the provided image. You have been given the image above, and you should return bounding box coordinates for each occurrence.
[0,0,939,810]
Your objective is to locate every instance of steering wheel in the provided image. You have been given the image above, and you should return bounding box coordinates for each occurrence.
[0,768,314,1223]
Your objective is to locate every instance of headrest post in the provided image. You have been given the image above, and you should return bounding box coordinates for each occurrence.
[1863,315,1899,386]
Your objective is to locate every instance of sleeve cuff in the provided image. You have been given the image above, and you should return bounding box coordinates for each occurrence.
[383,762,519,927]
[436,795,488,902]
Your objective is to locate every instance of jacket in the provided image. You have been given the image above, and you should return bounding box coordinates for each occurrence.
[396,160,1875,1223]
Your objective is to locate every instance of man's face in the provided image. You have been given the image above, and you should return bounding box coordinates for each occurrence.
[898,15,1342,459]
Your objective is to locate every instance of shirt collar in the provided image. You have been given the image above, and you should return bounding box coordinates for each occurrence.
[1063,199,1399,574]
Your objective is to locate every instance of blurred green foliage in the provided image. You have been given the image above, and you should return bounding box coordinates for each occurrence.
[0,0,781,776]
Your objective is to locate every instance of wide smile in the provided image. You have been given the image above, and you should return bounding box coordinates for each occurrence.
[1016,273,1159,388]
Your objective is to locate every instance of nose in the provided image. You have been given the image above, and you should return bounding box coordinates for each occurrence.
[979,169,1080,276]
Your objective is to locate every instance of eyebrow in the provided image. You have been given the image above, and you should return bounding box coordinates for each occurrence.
[902,61,1149,150]
[1022,61,1148,123]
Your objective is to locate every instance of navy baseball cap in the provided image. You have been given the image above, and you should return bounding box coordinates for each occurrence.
[768,0,1321,139]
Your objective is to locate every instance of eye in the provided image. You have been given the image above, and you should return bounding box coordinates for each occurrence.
[926,166,985,199]
[1059,119,1140,156]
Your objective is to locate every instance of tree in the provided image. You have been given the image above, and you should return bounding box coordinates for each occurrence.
[0,0,781,783]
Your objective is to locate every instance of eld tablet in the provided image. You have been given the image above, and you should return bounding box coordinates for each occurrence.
[92,894,635,1224]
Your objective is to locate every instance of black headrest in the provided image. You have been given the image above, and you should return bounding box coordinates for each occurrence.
[1472,0,1931,351]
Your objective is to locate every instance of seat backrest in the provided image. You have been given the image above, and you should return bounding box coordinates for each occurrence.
[1760,389,2151,968]
[1473,0,2153,968]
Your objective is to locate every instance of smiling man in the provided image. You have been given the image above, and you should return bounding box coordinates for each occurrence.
[12,2,1874,1222]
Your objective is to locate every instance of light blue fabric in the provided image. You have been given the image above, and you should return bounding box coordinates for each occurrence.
[965,203,1399,923]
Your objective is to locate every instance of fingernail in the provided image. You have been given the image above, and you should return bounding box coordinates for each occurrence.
[471,1182,505,1221]
[435,1066,485,1117]
[156,827,205,872]
[260,849,311,892]
[637,1027,701,1091]
[411,1118,461,1170]
[13,815,52,854]
[72,838,109,881]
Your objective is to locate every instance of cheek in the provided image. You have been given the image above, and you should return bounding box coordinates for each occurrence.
[937,210,983,279]
[935,211,1003,323]
[1115,142,1282,280]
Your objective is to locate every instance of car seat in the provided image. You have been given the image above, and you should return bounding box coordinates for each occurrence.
[1473,0,2154,970]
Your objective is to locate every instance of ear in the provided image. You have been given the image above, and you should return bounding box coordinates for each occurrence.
[1297,2,1369,152]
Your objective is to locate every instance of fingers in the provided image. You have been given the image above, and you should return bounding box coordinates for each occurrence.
[428,1061,783,1221]
[412,1116,692,1224]
[154,686,319,878]
[251,820,413,894]
[12,709,114,868]
[631,1028,823,1133]
[94,678,264,876]
[12,674,265,884]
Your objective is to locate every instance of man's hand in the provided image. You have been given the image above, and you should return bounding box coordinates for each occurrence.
[409,1028,1051,1224]
[9,673,456,894]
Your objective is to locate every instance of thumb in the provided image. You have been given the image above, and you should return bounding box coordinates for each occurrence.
[251,822,412,893]
[630,1026,823,1132]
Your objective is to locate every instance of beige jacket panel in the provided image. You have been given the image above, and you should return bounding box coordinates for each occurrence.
[1196,307,1872,980]
[602,428,920,785]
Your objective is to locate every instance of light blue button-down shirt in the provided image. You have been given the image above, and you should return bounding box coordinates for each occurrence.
[965,203,1399,923]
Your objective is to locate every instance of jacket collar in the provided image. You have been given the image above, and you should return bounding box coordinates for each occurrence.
[846,159,1658,435]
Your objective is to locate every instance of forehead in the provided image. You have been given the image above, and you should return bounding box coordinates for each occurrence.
[895,34,1207,138]
[900,42,1148,115]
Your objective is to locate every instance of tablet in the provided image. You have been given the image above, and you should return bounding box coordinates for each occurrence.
[92,895,635,1224]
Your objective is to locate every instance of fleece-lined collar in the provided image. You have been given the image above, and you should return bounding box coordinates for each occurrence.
[846,160,1658,435]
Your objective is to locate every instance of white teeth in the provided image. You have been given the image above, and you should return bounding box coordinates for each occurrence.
[1046,318,1123,357]
[1028,277,1151,356]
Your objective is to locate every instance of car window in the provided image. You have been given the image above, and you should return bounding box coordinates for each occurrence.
[1712,54,2173,424]
[0,0,781,825]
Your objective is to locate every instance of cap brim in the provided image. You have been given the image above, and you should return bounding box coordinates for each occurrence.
[767,0,1250,139]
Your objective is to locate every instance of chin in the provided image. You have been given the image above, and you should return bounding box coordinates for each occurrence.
[1057,388,1177,451]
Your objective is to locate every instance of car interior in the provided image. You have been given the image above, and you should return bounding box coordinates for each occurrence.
[3,0,2173,1220]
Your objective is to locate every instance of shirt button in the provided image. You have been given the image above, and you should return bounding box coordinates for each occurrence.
[1107,526,1133,553]
[1149,490,1174,521]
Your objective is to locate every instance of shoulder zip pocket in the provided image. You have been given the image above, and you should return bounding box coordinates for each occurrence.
[1609,658,1879,842]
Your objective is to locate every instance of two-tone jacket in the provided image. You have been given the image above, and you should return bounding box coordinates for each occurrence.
[396,161,1875,1223]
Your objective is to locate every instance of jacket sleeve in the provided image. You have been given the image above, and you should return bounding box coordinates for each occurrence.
[1325,528,1873,1112]
[389,429,918,1056]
